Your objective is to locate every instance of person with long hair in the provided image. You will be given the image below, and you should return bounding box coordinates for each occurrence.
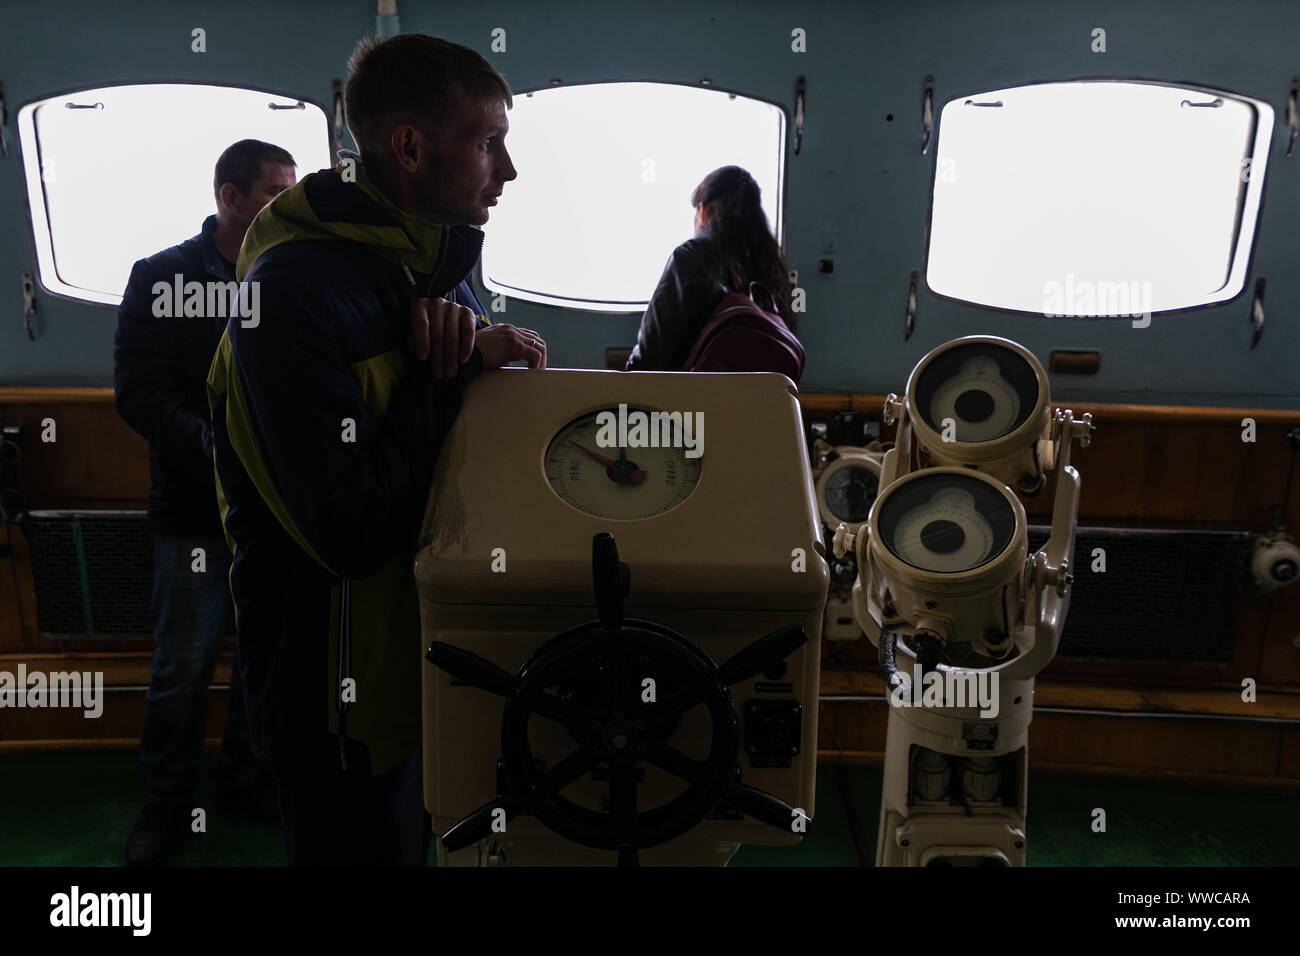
[624,165,796,371]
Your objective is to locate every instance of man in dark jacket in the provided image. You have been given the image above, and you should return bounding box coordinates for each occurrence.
[207,33,546,865]
[114,139,297,865]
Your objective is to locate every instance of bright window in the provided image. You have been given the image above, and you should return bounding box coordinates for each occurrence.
[481,82,786,312]
[925,81,1273,317]
[18,84,331,306]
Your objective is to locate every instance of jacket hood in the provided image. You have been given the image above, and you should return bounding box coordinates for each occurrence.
[236,151,485,298]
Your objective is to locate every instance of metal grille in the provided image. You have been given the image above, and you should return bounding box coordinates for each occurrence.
[21,510,233,640]
[18,511,1250,661]
[1026,525,1252,664]
[24,510,154,638]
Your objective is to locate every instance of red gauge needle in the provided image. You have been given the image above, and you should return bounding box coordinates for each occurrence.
[567,441,647,485]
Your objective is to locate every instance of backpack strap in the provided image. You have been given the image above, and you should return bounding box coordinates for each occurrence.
[748,282,789,330]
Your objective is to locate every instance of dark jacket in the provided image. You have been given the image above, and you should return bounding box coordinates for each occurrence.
[114,215,232,537]
[207,161,490,775]
[624,236,730,371]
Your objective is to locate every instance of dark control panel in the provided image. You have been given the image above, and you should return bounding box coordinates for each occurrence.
[745,700,802,768]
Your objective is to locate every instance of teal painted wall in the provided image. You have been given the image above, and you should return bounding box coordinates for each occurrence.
[1,0,1297,407]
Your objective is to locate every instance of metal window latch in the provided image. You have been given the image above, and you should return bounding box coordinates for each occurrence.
[333,79,344,152]
[268,99,304,110]
[904,270,918,340]
[21,270,36,340]
[1250,276,1265,349]
[794,76,805,156]
[921,75,934,154]
[1287,76,1298,158]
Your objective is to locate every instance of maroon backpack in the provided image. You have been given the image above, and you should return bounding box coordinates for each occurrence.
[679,282,805,384]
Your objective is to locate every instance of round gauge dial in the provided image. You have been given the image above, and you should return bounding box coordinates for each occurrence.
[824,465,878,523]
[544,408,702,520]
[928,355,1022,443]
[891,486,997,573]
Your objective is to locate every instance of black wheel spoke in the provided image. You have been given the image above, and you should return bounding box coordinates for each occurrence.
[530,692,593,729]
[599,643,631,718]
[643,741,710,786]
[610,646,625,712]
[539,747,599,793]
[610,761,637,828]
[646,685,709,730]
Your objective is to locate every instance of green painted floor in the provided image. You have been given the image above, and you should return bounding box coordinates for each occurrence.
[0,753,1294,866]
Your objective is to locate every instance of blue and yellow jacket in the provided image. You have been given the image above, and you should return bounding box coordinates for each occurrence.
[207,157,489,774]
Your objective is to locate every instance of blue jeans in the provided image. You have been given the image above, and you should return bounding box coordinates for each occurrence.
[140,533,240,804]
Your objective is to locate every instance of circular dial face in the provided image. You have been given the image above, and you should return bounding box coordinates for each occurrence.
[544,408,702,520]
[928,355,1022,443]
[890,486,998,573]
[824,464,878,523]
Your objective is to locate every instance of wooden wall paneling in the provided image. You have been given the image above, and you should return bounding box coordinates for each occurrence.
[814,700,1300,789]
[1257,572,1300,686]
[0,522,26,653]
[7,524,41,652]
[0,391,149,506]
[0,688,231,751]
[1257,440,1300,685]
[1029,711,1280,781]
[0,651,234,749]
[1280,726,1300,778]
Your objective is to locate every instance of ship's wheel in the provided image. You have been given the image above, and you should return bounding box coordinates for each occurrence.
[425,532,811,866]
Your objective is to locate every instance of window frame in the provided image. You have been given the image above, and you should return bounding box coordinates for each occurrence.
[16,80,335,308]
[920,76,1275,319]
[477,78,790,314]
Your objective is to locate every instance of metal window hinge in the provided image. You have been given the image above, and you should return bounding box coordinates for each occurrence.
[332,78,344,152]
[1250,276,1265,349]
[21,270,37,340]
[794,76,805,156]
[920,75,934,154]
[905,270,918,340]
[1287,76,1298,158]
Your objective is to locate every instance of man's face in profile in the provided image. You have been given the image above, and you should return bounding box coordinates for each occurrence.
[418,98,516,226]
[227,161,297,231]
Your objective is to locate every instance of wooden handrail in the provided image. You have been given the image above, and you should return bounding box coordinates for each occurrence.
[0,387,116,404]
[1,386,1295,425]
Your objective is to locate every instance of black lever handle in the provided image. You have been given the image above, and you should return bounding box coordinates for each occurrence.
[426,642,519,698]
[441,794,527,852]
[717,623,807,686]
[722,780,810,834]
[592,532,629,629]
